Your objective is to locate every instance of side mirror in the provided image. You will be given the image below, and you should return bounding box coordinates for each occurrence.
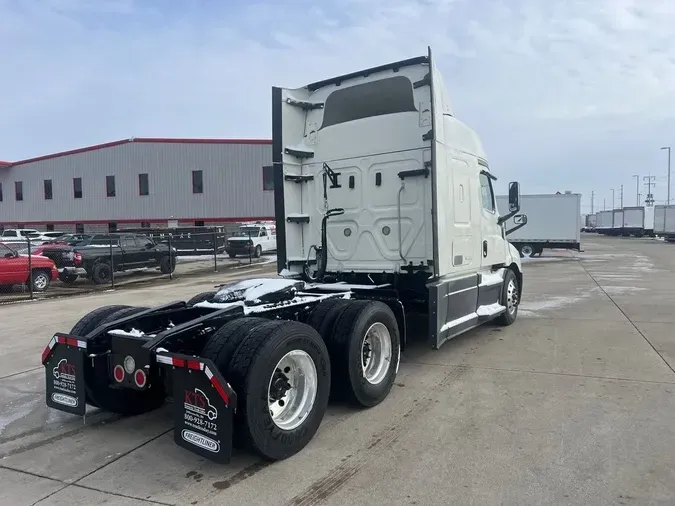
[4,252,15,259]
[508,181,520,212]
[514,214,528,226]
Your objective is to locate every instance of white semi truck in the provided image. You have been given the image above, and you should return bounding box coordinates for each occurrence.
[496,193,581,257]
[40,48,526,464]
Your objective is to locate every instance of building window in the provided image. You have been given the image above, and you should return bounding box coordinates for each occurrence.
[192,170,203,194]
[75,223,85,234]
[46,224,55,231]
[106,175,116,197]
[262,165,274,191]
[73,178,83,199]
[15,181,23,201]
[195,220,205,227]
[139,173,149,196]
[108,222,117,233]
[0,182,3,202]
[44,179,53,200]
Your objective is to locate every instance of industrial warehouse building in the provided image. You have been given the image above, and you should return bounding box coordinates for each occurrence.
[0,138,274,234]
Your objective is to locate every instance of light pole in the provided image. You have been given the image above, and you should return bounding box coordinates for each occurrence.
[633,175,639,206]
[662,146,671,205]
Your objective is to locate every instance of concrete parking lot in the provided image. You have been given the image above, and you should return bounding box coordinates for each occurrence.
[1,236,674,505]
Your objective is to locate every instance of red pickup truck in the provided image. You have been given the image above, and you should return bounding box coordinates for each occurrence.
[0,242,59,292]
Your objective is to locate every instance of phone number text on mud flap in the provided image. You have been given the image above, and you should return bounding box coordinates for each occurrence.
[184,413,217,433]
[53,379,76,394]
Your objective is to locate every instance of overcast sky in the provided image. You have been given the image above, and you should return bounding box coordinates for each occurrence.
[1,0,675,211]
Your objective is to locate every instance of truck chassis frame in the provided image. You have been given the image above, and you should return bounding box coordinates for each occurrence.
[42,279,410,463]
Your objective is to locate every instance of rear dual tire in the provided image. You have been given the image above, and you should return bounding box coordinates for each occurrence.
[309,299,400,408]
[202,317,330,461]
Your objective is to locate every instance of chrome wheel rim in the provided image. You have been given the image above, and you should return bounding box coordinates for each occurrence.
[34,274,48,290]
[361,322,393,385]
[521,245,534,257]
[506,279,518,314]
[267,350,318,431]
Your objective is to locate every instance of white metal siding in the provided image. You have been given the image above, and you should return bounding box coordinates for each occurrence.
[0,141,273,227]
[622,208,644,228]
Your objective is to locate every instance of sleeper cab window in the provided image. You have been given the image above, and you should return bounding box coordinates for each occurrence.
[479,173,495,213]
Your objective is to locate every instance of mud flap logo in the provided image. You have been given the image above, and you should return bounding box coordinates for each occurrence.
[53,358,76,381]
[181,429,220,453]
[51,392,78,407]
[184,388,218,420]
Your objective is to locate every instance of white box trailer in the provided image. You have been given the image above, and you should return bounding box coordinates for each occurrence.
[645,206,655,235]
[596,210,613,234]
[622,207,644,236]
[496,193,581,257]
[654,205,675,241]
[610,209,624,236]
[583,213,597,231]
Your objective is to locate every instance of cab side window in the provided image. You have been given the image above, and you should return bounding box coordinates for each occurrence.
[479,173,495,213]
[260,227,267,237]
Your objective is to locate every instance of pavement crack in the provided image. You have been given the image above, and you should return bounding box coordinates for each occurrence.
[0,366,42,381]
[571,254,675,375]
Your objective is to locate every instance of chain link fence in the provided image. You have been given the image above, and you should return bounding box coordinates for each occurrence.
[0,228,276,304]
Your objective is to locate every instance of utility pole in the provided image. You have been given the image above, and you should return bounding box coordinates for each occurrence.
[661,146,671,205]
[633,175,639,206]
[590,191,595,214]
[620,184,623,208]
[603,198,606,210]
[611,188,615,209]
[644,174,656,206]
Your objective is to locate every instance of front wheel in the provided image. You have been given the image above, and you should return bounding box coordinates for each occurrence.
[227,320,330,461]
[30,270,51,291]
[494,269,519,326]
[253,245,262,258]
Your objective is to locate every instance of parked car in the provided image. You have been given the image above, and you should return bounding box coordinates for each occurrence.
[16,244,86,284]
[0,242,58,292]
[225,221,277,258]
[0,228,44,247]
[74,233,177,284]
[35,231,69,242]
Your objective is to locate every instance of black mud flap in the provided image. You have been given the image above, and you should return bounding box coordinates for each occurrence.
[42,333,87,416]
[156,352,237,464]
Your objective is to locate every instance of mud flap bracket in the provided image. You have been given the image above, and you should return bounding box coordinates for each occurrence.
[156,352,237,464]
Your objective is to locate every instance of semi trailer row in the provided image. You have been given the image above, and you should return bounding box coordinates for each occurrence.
[42,48,527,464]
[592,207,656,237]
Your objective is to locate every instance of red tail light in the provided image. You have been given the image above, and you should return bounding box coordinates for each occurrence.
[73,252,82,265]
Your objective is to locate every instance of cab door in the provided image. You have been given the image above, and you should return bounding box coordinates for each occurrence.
[478,171,505,268]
